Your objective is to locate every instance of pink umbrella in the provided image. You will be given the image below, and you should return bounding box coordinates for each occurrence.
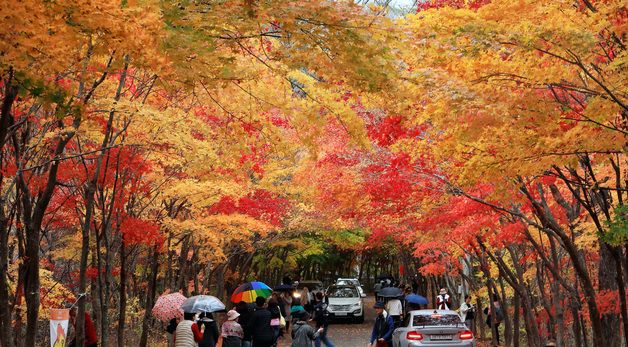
[152,292,186,322]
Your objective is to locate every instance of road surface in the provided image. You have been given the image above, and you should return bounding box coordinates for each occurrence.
[277,296,376,347]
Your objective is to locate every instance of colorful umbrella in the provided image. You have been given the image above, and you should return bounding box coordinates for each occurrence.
[180,295,226,313]
[152,292,186,322]
[231,281,273,303]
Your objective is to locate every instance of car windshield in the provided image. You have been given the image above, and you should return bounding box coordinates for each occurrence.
[328,287,358,298]
[413,314,462,326]
[337,280,359,286]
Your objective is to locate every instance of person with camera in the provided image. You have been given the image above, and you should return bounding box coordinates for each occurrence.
[460,296,475,331]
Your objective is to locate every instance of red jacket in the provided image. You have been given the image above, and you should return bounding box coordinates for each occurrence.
[84,313,98,345]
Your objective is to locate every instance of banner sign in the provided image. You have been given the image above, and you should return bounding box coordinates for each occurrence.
[50,308,70,347]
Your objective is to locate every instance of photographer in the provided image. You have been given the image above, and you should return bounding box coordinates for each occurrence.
[460,296,475,331]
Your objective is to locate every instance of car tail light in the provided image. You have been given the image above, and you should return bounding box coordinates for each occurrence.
[406,331,424,340]
[459,330,474,340]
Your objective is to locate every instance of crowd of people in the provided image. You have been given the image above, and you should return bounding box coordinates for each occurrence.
[168,286,334,347]
[370,284,505,347]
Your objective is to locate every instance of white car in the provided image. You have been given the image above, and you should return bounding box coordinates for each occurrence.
[336,278,366,298]
[325,285,364,323]
[392,310,476,347]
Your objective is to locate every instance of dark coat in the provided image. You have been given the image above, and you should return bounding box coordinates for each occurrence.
[291,321,319,347]
[237,306,253,341]
[248,307,275,343]
[222,335,243,347]
[198,319,219,347]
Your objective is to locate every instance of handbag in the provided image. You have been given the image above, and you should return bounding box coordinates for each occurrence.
[279,311,286,328]
[375,341,389,347]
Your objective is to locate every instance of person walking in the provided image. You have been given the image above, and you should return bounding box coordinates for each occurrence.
[68,308,98,347]
[460,296,475,331]
[248,297,275,347]
[411,277,419,295]
[369,302,394,347]
[300,287,312,313]
[385,297,403,328]
[313,292,335,347]
[174,312,203,347]
[236,301,253,347]
[198,312,220,347]
[268,297,282,346]
[291,311,323,347]
[373,281,382,302]
[222,310,244,347]
[484,295,504,346]
[280,291,293,331]
[436,288,451,310]
[166,318,179,347]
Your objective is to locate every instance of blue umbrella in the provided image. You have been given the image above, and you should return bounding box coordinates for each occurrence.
[406,294,428,305]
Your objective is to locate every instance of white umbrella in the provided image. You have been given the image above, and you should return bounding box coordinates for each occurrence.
[180,295,225,313]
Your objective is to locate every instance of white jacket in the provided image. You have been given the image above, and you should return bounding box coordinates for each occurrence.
[386,299,403,316]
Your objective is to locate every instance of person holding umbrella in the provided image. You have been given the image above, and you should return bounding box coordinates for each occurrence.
[198,312,220,347]
[177,295,226,347]
[248,297,275,347]
[174,312,203,347]
[236,301,253,347]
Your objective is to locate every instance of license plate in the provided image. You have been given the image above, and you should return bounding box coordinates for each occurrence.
[431,335,453,340]
[335,312,347,316]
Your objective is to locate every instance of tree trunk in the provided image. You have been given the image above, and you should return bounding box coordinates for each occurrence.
[598,243,620,347]
[139,246,159,347]
[117,241,127,347]
[513,291,520,347]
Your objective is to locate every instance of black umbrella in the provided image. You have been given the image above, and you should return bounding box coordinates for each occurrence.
[273,284,295,292]
[376,273,394,280]
[379,287,403,298]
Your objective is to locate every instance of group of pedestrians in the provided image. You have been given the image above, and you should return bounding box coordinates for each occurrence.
[168,289,335,347]
[369,286,504,347]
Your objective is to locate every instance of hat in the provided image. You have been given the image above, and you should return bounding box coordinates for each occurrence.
[227,310,240,321]
[439,288,447,295]
[297,310,310,321]
[373,301,386,309]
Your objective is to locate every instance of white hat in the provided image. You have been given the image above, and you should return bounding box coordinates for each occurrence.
[439,288,447,295]
[227,310,240,321]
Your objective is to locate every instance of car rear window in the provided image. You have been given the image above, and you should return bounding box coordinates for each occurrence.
[413,314,462,326]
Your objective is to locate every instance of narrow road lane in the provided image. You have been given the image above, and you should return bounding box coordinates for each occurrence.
[277,296,376,347]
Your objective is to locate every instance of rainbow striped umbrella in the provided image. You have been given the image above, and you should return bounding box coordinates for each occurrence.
[231,281,273,303]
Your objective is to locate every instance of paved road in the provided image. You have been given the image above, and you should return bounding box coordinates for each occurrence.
[277,296,376,347]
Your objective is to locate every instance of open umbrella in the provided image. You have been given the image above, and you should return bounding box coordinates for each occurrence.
[376,273,394,280]
[405,294,429,305]
[180,295,225,313]
[152,292,186,322]
[273,284,294,292]
[231,281,273,303]
[379,287,403,298]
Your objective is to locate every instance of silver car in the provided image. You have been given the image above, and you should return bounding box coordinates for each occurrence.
[392,310,476,347]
